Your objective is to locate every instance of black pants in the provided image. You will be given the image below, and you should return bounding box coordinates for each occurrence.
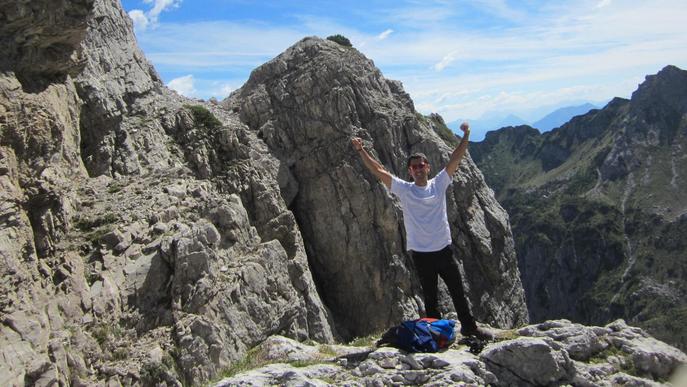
[412,245,477,332]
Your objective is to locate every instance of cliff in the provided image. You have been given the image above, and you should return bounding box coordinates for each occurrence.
[1,0,332,384]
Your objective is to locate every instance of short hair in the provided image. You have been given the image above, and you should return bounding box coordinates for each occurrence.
[407,152,428,168]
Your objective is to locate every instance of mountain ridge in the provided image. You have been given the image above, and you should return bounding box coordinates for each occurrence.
[471,64,687,352]
[447,101,602,141]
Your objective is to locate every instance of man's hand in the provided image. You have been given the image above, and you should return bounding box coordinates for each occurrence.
[350,136,392,188]
[460,121,470,134]
[351,137,364,152]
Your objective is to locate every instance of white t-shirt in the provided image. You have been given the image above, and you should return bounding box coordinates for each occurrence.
[390,168,453,252]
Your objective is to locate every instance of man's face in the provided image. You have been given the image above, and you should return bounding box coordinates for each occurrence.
[408,158,430,180]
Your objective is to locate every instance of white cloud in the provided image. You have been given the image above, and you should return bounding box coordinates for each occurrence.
[384,6,456,27]
[129,0,181,31]
[433,51,457,71]
[145,0,181,23]
[168,74,196,97]
[596,0,612,8]
[377,29,394,40]
[135,21,305,69]
[131,0,687,120]
[208,82,234,99]
[128,9,149,31]
[471,0,529,22]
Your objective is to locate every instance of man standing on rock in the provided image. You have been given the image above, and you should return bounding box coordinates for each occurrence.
[351,122,491,339]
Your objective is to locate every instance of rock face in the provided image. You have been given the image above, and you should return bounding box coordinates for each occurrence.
[226,37,528,339]
[217,319,687,386]
[0,0,95,88]
[1,0,332,385]
[471,65,687,351]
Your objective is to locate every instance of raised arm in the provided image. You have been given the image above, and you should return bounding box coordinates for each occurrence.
[445,122,471,177]
[351,137,392,189]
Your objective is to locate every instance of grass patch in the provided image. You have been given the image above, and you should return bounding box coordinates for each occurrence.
[113,347,129,360]
[587,345,647,378]
[347,332,380,347]
[495,329,520,341]
[75,213,118,231]
[288,359,322,368]
[318,344,338,358]
[210,346,269,384]
[588,345,625,364]
[107,184,123,194]
[208,340,340,385]
[91,321,124,349]
[316,376,338,384]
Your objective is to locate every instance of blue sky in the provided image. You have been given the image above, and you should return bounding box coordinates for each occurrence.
[122,0,687,139]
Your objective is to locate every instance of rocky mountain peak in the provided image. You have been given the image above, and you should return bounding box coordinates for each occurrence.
[628,65,687,144]
[227,35,528,338]
[632,64,687,107]
[481,125,541,145]
[228,35,414,135]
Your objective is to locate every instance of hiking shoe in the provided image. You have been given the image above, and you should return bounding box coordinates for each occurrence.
[460,327,495,341]
[458,336,488,354]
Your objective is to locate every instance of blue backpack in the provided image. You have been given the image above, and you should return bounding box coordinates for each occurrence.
[377,318,456,353]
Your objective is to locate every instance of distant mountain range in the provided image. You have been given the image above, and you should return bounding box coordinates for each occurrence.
[470,65,687,351]
[448,103,599,141]
[531,103,599,131]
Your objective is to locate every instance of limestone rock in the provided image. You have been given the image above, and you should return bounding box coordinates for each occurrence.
[2,0,334,385]
[481,337,575,386]
[217,320,686,386]
[518,319,610,361]
[226,36,528,338]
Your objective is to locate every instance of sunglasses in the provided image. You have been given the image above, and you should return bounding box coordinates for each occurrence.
[409,163,427,170]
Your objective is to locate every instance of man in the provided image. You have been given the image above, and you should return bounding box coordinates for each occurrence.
[351,122,491,339]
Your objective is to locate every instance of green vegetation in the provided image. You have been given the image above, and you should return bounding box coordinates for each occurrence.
[211,346,268,383]
[113,347,129,360]
[588,344,664,380]
[107,184,123,194]
[563,168,597,195]
[318,344,338,357]
[588,345,625,364]
[347,332,381,347]
[141,362,168,384]
[326,34,352,47]
[424,113,459,147]
[494,329,520,341]
[74,212,119,247]
[74,212,118,231]
[288,359,322,368]
[208,341,340,385]
[184,104,222,130]
[91,321,124,348]
[476,117,687,352]
[141,351,178,385]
